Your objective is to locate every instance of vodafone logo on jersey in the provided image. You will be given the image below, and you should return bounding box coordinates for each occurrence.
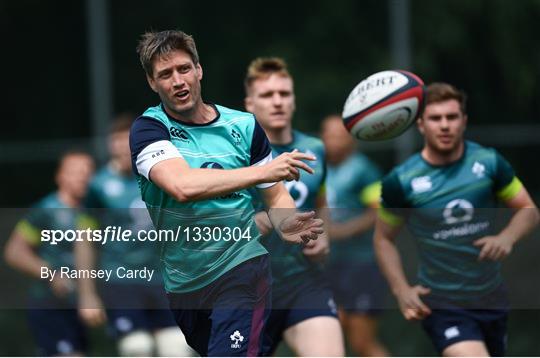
[443,199,474,224]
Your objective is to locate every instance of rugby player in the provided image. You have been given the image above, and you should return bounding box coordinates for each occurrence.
[374,82,539,356]
[4,151,95,356]
[321,114,389,356]
[244,58,344,356]
[129,30,324,356]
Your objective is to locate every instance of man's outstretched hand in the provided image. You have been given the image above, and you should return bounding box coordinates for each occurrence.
[277,210,324,244]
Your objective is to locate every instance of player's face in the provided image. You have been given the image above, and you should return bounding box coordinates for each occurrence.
[321,116,355,165]
[147,50,203,120]
[418,99,467,154]
[56,154,95,200]
[109,130,131,174]
[245,74,295,131]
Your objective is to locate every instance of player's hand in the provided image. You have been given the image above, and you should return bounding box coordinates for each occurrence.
[78,293,107,327]
[278,211,324,244]
[49,276,75,298]
[474,235,513,261]
[396,285,431,321]
[302,231,330,262]
[254,211,273,236]
[263,149,315,182]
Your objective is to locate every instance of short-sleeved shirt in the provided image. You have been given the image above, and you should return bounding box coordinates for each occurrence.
[326,152,381,263]
[129,103,272,293]
[380,141,522,300]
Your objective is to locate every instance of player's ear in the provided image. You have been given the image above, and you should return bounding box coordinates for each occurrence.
[196,63,203,81]
[146,75,158,93]
[245,96,254,113]
[417,116,425,135]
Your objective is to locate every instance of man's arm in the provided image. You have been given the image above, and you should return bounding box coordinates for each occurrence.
[474,186,539,260]
[149,150,315,203]
[373,215,431,320]
[4,226,74,298]
[75,238,107,326]
[4,229,49,279]
[258,182,324,244]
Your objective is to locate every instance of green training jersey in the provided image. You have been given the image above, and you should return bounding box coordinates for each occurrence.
[380,141,522,300]
[130,103,271,293]
[85,165,160,283]
[326,152,381,263]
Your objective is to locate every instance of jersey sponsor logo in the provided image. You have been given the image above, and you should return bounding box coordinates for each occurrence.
[169,127,189,142]
[201,161,224,169]
[411,176,432,193]
[285,180,309,207]
[230,330,244,349]
[200,162,242,199]
[444,326,460,339]
[231,129,242,145]
[433,199,490,240]
[443,199,474,224]
[472,161,486,178]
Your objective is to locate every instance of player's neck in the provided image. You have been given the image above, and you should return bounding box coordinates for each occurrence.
[422,141,465,165]
[165,101,216,124]
[266,126,293,145]
[57,190,80,208]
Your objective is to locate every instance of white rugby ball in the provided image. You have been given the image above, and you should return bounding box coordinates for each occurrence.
[342,70,424,141]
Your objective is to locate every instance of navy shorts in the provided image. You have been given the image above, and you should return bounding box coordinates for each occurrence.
[421,287,509,356]
[326,261,387,314]
[101,283,176,337]
[27,309,87,356]
[168,255,272,357]
[266,272,338,353]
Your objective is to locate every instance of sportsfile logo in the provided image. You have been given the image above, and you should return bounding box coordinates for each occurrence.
[169,127,189,142]
[230,330,244,349]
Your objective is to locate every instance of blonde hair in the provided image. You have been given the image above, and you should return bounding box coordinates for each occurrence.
[244,57,291,95]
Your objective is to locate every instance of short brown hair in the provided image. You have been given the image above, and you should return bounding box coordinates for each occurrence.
[137,30,199,77]
[244,57,291,94]
[423,82,467,114]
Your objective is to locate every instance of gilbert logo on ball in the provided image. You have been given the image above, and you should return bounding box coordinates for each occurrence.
[342,70,424,141]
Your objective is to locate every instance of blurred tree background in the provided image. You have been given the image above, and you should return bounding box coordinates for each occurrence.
[1,0,539,355]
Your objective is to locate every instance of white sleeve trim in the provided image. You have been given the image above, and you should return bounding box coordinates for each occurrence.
[252,152,277,189]
[136,140,183,180]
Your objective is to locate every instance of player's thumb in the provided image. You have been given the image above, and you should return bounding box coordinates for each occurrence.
[296,210,315,221]
[417,286,431,296]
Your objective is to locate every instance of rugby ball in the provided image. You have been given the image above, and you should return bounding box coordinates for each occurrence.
[342,70,424,141]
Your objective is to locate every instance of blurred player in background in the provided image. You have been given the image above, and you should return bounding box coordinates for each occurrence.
[4,151,95,356]
[77,115,191,356]
[321,114,389,356]
[374,82,539,356]
[130,30,324,356]
[244,57,344,356]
